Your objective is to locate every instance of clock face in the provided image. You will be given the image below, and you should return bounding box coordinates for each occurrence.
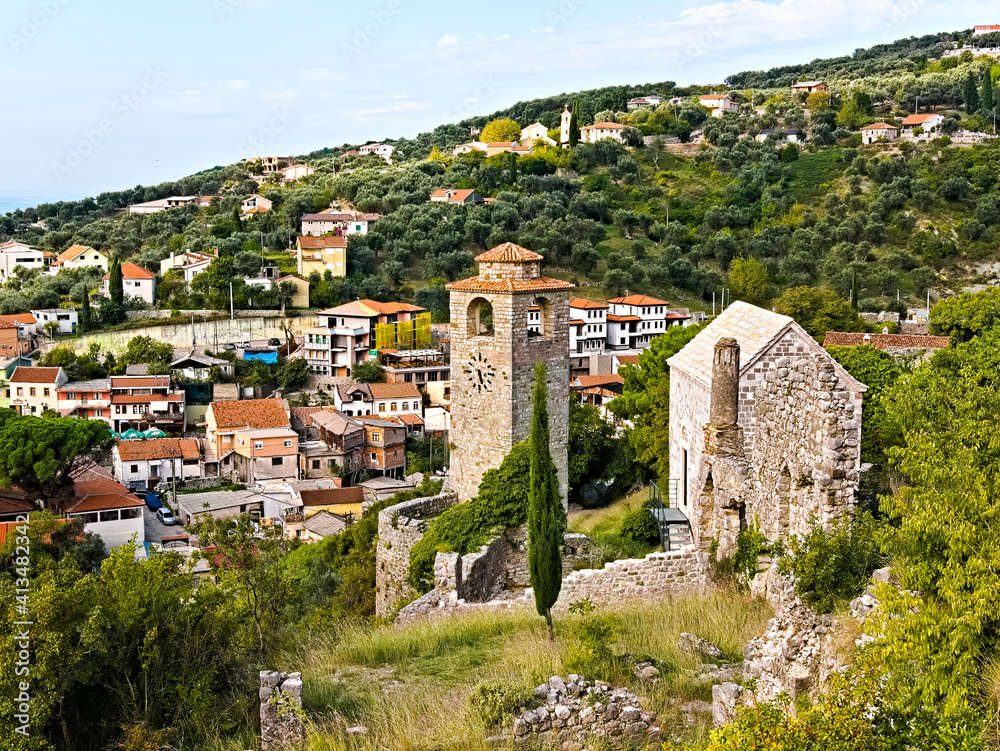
[464,352,496,393]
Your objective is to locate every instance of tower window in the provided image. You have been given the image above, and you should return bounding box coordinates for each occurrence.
[467,297,494,337]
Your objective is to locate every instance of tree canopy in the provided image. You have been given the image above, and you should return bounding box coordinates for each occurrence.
[480,118,522,143]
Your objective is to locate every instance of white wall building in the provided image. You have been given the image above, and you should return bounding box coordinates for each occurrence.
[359,143,395,162]
[112,438,203,492]
[31,308,79,335]
[0,241,47,280]
[102,262,157,306]
[606,295,689,350]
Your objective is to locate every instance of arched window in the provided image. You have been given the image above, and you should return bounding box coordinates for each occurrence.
[530,296,555,338]
[467,297,494,337]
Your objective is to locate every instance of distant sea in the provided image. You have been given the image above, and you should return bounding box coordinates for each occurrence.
[0,196,79,214]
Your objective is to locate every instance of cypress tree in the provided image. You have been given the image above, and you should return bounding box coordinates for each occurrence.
[964,73,980,114]
[982,69,995,114]
[80,288,91,333]
[108,257,124,308]
[508,151,518,184]
[851,269,859,310]
[568,103,580,148]
[527,361,565,642]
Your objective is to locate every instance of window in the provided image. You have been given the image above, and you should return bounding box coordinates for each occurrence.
[95,410,103,417]
[370,452,377,461]
[378,403,385,412]
[78,512,99,524]
[223,435,231,443]
[404,373,412,383]
[312,460,320,470]
[390,402,397,412]
[16,387,22,396]
[43,388,49,396]
[284,439,293,448]
[120,507,141,520]
[99,510,120,522]
[29,388,35,396]
[254,441,263,449]
[271,457,283,466]
[130,464,139,473]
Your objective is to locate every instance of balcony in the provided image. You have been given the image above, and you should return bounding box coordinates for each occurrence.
[284,511,305,523]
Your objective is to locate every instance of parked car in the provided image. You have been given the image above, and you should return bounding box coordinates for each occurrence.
[268,338,281,346]
[223,342,236,351]
[144,492,162,511]
[156,507,177,526]
[235,341,251,349]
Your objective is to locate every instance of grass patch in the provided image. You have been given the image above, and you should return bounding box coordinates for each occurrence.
[291,591,772,751]
[568,488,658,565]
[786,148,847,202]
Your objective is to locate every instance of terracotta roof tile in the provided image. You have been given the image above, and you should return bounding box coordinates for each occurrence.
[10,366,62,383]
[607,314,641,322]
[368,383,422,400]
[573,374,625,388]
[902,114,941,125]
[446,277,575,293]
[570,298,609,309]
[115,438,200,461]
[580,122,624,130]
[299,487,364,506]
[822,332,950,350]
[298,236,347,249]
[474,242,543,263]
[210,398,289,429]
[103,262,155,280]
[607,295,670,306]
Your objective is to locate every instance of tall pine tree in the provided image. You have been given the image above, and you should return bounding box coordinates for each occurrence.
[108,257,124,308]
[568,103,580,148]
[964,72,980,114]
[80,287,91,333]
[982,69,995,114]
[528,361,565,642]
[851,268,860,310]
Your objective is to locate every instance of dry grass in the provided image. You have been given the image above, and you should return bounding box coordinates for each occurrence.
[291,590,772,751]
[568,487,649,538]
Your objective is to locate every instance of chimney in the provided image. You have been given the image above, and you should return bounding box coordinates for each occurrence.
[709,337,740,427]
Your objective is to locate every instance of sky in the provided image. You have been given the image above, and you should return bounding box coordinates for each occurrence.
[0,0,986,211]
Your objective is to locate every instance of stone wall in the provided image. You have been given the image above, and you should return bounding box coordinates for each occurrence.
[374,492,459,616]
[748,354,861,540]
[259,670,304,751]
[552,548,709,609]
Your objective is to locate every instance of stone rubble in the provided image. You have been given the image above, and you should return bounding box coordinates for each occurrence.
[259,670,305,751]
[513,675,660,748]
[677,632,725,661]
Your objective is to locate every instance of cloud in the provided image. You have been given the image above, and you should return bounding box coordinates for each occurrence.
[342,100,433,118]
[262,90,299,102]
[436,33,458,47]
[301,67,340,84]
[224,80,251,89]
[392,93,408,99]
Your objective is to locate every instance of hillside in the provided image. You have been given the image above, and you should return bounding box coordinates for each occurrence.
[1,27,999,325]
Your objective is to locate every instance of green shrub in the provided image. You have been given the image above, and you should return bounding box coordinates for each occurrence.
[733,525,768,585]
[408,442,531,590]
[468,680,534,729]
[565,608,630,683]
[777,512,885,614]
[621,503,659,544]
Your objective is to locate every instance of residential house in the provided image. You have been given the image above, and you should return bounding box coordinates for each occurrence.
[389,412,425,438]
[281,164,315,182]
[126,196,204,214]
[579,122,624,143]
[569,298,609,376]
[31,308,78,335]
[297,235,347,277]
[699,94,739,118]
[278,275,310,308]
[791,81,828,94]
[334,382,423,418]
[112,438,202,491]
[109,375,186,434]
[304,299,427,377]
[358,143,395,162]
[429,189,483,204]
[0,490,33,522]
[171,351,234,380]
[571,373,625,425]
[57,378,111,422]
[102,262,156,305]
[0,240,47,280]
[175,488,267,525]
[0,356,33,408]
[300,211,378,236]
[606,295,690,350]
[63,466,145,550]
[380,349,449,387]
[293,407,365,481]
[485,141,532,156]
[9,366,67,415]
[359,474,417,503]
[49,244,108,273]
[627,95,663,109]
[974,24,1000,35]
[300,511,348,542]
[755,129,801,143]
[3,313,37,337]
[257,156,295,174]
[356,416,406,478]
[901,113,944,135]
[233,427,299,483]
[159,249,216,279]
[203,398,290,478]
[0,318,32,356]
[261,482,362,540]
[452,142,487,156]
[861,123,899,144]
[241,194,273,215]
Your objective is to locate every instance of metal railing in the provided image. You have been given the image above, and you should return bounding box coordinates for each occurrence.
[648,480,681,552]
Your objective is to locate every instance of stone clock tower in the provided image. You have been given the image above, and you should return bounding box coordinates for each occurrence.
[447,243,573,506]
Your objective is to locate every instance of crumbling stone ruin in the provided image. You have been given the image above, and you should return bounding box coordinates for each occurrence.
[668,302,866,558]
[513,675,661,748]
[260,670,305,751]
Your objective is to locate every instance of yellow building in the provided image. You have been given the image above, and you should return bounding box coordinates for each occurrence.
[297,235,347,277]
[278,274,310,308]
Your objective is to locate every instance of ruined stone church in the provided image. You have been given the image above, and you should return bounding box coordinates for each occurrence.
[667,302,867,556]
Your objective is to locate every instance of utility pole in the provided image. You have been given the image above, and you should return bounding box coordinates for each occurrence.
[170,448,177,510]
[229,281,234,321]
[712,291,716,317]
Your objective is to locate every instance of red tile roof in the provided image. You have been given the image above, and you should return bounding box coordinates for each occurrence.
[570,298,609,309]
[430,189,478,201]
[580,122,624,130]
[209,398,290,429]
[56,244,96,263]
[475,242,543,263]
[822,332,950,350]
[0,495,33,517]
[10,366,62,383]
[298,235,347,249]
[2,313,36,325]
[64,466,142,513]
[607,295,670,306]
[446,277,575,293]
[607,314,641,322]
[864,123,897,130]
[103,262,155,280]
[299,487,364,507]
[573,374,624,388]
[357,299,425,315]
[368,383,422,400]
[390,413,425,426]
[115,438,200,461]
[902,114,941,126]
[616,354,640,366]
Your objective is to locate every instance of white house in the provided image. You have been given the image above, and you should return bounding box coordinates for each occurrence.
[127,196,204,214]
[519,122,556,146]
[606,294,690,351]
[170,351,234,380]
[31,308,78,335]
[791,81,828,94]
[63,466,145,551]
[49,244,108,273]
[159,250,216,277]
[569,298,609,355]
[860,123,899,144]
[359,143,395,163]
[453,142,487,156]
[901,113,944,135]
[974,24,1000,35]
[627,95,663,109]
[755,129,801,143]
[113,438,203,492]
[0,241,47,280]
[300,211,378,236]
[102,262,157,306]
[579,122,625,143]
[699,94,739,118]
[241,194,273,215]
[334,383,423,418]
[281,164,315,182]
